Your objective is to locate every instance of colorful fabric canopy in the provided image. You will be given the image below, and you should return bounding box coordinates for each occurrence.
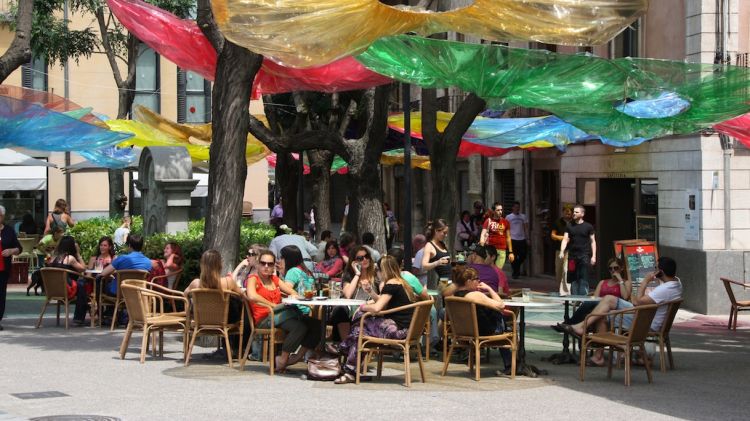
[106,106,269,165]
[358,35,750,143]
[0,95,132,150]
[713,114,750,148]
[106,0,391,95]
[212,0,648,68]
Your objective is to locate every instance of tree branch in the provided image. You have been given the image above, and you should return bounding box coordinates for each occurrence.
[442,92,486,154]
[197,0,225,53]
[0,0,34,83]
[95,7,124,87]
[249,115,351,161]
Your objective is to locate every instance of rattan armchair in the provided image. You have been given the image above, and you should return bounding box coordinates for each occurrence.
[355,298,434,387]
[100,269,150,330]
[36,268,84,329]
[184,289,245,368]
[151,269,184,290]
[239,301,286,375]
[119,282,189,363]
[720,278,750,330]
[647,299,682,372]
[442,296,517,381]
[579,303,658,386]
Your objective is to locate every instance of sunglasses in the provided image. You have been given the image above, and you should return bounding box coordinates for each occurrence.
[259,261,275,267]
[354,255,367,261]
[609,266,620,271]
[247,251,257,257]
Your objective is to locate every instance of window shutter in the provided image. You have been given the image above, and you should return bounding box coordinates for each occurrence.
[177,68,187,123]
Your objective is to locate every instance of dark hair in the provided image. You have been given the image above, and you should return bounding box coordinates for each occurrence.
[484,245,498,259]
[339,232,356,249]
[362,232,375,245]
[55,235,77,257]
[453,266,479,287]
[387,247,405,267]
[257,249,276,263]
[345,246,375,280]
[320,230,333,241]
[280,245,304,269]
[658,256,677,277]
[96,236,115,258]
[492,202,503,211]
[19,213,36,234]
[166,241,183,266]
[460,210,470,219]
[424,219,448,241]
[324,240,340,258]
[473,245,487,259]
[127,234,144,252]
[513,201,520,206]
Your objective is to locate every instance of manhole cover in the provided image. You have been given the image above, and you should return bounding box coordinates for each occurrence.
[30,416,121,421]
[11,391,69,400]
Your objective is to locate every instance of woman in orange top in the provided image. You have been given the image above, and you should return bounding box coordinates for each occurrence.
[246,249,321,372]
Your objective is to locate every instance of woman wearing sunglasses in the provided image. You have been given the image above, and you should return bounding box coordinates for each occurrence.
[551,258,631,364]
[231,244,262,289]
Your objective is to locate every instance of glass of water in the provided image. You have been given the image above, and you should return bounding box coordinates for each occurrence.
[522,288,531,302]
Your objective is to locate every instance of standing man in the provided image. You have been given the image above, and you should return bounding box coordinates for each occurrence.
[506,201,529,279]
[551,205,573,295]
[479,202,514,271]
[559,204,596,295]
[470,200,486,229]
[270,198,284,235]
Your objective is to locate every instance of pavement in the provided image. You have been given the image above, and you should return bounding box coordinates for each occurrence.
[1,277,749,421]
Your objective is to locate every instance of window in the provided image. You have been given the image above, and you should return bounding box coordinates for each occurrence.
[177,69,211,123]
[611,19,640,58]
[22,56,47,91]
[132,45,160,113]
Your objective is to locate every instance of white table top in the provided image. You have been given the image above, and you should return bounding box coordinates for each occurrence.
[283,297,366,306]
[85,269,102,274]
[503,299,562,308]
[534,295,602,303]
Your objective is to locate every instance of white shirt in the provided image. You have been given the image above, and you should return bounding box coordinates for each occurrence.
[268,234,318,271]
[113,227,130,246]
[647,277,683,330]
[506,213,528,240]
[413,248,428,286]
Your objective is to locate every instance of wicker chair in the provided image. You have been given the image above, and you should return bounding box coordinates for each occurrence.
[239,301,286,375]
[647,299,682,372]
[36,268,82,329]
[579,303,658,386]
[441,296,517,381]
[151,269,184,290]
[184,289,245,368]
[720,278,750,330]
[355,298,434,387]
[99,269,150,330]
[119,282,189,363]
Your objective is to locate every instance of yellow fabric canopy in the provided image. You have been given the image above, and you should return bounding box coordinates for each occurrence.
[212,0,648,67]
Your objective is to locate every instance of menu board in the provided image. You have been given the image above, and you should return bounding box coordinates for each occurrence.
[621,242,658,291]
[636,215,657,242]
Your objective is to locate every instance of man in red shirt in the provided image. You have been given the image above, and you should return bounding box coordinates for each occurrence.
[479,202,514,270]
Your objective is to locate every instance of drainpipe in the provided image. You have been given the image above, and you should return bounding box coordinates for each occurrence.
[64,0,71,209]
[720,134,733,249]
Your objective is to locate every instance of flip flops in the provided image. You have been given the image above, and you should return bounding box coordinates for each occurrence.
[560,323,582,338]
[334,373,356,384]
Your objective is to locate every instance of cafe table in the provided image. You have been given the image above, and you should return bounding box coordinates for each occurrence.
[540,295,601,364]
[503,298,561,377]
[282,297,365,348]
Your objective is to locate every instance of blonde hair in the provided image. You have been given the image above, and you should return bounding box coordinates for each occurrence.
[199,249,223,290]
[379,255,416,303]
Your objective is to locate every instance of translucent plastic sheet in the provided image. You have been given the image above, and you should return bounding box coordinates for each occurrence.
[359,35,750,142]
[107,106,269,165]
[212,0,648,68]
[0,96,132,150]
[713,114,750,149]
[0,84,100,123]
[78,146,138,169]
[107,0,391,94]
[265,153,349,174]
[380,148,431,170]
[615,91,692,119]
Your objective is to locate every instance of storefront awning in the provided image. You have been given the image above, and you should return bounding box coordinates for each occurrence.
[0,165,48,191]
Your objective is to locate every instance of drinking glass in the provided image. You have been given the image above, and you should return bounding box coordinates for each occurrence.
[522,288,531,302]
[95,259,104,272]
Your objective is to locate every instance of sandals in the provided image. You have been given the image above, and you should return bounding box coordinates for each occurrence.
[586,358,606,367]
[560,323,582,338]
[334,373,355,385]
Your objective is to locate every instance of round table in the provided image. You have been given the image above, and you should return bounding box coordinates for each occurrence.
[503,298,561,377]
[282,297,365,348]
[537,295,601,365]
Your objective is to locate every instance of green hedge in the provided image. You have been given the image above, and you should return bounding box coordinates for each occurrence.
[68,217,275,289]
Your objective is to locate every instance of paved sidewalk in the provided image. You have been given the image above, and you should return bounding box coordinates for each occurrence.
[1,284,749,420]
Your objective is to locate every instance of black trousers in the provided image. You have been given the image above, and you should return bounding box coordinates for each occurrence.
[511,239,528,277]
[0,271,8,321]
[277,316,322,354]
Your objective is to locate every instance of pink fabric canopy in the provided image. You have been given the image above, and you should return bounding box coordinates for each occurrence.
[107,0,392,96]
[714,113,750,148]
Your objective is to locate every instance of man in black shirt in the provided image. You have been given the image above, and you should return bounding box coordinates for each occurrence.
[551,205,573,295]
[559,204,597,295]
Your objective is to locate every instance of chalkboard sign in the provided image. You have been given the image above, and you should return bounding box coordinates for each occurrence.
[636,215,658,242]
[622,242,658,291]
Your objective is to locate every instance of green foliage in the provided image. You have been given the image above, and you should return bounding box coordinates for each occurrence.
[68,216,275,289]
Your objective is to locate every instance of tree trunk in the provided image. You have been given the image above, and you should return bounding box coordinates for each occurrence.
[422,89,486,251]
[308,149,333,235]
[201,42,261,272]
[110,35,138,218]
[0,0,33,83]
[277,152,300,231]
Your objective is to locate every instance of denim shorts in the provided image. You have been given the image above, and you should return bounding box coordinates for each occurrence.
[611,298,634,330]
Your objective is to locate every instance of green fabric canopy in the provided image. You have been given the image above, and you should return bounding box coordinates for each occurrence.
[356,35,750,141]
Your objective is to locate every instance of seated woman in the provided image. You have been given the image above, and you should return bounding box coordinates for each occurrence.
[552,258,632,364]
[48,235,89,326]
[326,246,379,343]
[231,244,262,289]
[279,245,315,315]
[334,255,417,384]
[87,236,115,270]
[314,240,344,279]
[161,242,184,289]
[246,250,321,372]
[451,266,513,375]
